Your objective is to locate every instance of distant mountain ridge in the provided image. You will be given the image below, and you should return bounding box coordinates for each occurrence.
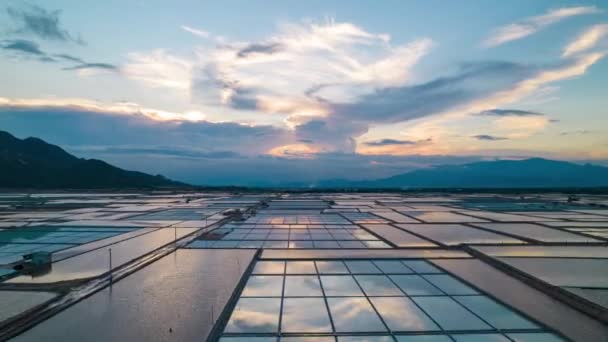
[315,158,608,189]
[2,130,607,189]
[0,130,187,189]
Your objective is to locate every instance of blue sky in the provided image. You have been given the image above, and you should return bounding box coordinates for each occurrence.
[1,1,607,185]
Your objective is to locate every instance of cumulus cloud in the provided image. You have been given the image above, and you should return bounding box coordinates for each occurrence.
[0,102,486,185]
[563,24,608,57]
[9,16,600,158]
[237,42,284,58]
[0,103,290,156]
[124,22,603,154]
[294,118,368,152]
[483,6,599,47]
[127,19,434,116]
[6,4,84,44]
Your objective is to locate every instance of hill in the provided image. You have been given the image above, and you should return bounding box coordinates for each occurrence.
[316,158,608,189]
[0,131,187,189]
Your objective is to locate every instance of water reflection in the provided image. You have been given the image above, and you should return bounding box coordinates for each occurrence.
[286,261,316,274]
[315,261,348,274]
[412,297,490,331]
[284,276,322,296]
[281,298,332,332]
[422,275,478,295]
[320,275,363,296]
[241,276,283,297]
[370,296,438,331]
[224,297,280,333]
[451,334,510,342]
[355,275,403,296]
[389,275,442,295]
[454,295,538,330]
[327,297,386,332]
[373,260,413,274]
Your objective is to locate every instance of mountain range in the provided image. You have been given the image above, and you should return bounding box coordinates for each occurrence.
[0,130,185,189]
[1,130,607,189]
[314,158,608,189]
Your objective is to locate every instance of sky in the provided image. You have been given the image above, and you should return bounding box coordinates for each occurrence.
[1,0,607,186]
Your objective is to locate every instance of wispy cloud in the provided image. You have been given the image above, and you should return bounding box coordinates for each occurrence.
[477,109,544,117]
[62,63,119,71]
[357,137,434,155]
[483,6,599,47]
[181,25,210,39]
[473,134,508,141]
[127,19,434,116]
[124,50,192,90]
[6,4,84,44]
[560,130,592,136]
[0,39,118,73]
[124,19,603,154]
[363,138,418,147]
[563,24,608,57]
[0,39,45,56]
[52,53,85,63]
[326,61,536,125]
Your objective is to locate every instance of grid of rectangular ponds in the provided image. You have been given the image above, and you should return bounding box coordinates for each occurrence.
[0,226,135,265]
[189,222,391,249]
[127,208,219,220]
[217,259,564,341]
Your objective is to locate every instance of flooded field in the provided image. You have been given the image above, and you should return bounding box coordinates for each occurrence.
[0,192,607,341]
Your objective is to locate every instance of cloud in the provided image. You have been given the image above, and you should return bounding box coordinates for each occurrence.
[98,18,606,156]
[1,100,604,185]
[70,146,243,159]
[330,52,602,152]
[358,138,434,156]
[160,19,434,114]
[181,25,210,38]
[563,24,608,57]
[560,130,592,136]
[267,143,321,159]
[477,109,544,117]
[494,116,550,138]
[483,6,600,47]
[124,50,192,90]
[6,4,83,44]
[294,118,368,152]
[0,39,45,56]
[237,42,284,58]
[0,102,291,156]
[363,138,417,147]
[327,61,535,124]
[473,134,508,141]
[0,39,118,73]
[62,63,119,71]
[52,53,85,63]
